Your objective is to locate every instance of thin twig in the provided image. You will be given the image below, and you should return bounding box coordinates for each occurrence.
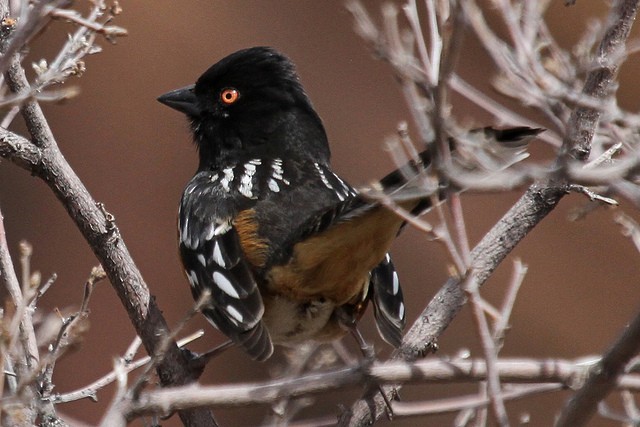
[98,358,129,427]
[40,266,106,400]
[52,331,204,404]
[0,208,39,422]
[466,275,509,426]
[392,383,562,418]
[123,336,143,364]
[493,260,528,350]
[48,8,127,37]
[129,290,212,399]
[448,193,471,269]
[29,272,57,310]
[569,184,619,205]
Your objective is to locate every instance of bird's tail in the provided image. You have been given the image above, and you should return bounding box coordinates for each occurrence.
[370,126,544,214]
[365,126,542,348]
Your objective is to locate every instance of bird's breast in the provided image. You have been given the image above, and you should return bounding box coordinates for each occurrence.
[261,294,346,344]
[265,205,404,305]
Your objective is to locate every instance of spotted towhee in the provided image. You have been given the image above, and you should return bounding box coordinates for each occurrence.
[158,47,541,361]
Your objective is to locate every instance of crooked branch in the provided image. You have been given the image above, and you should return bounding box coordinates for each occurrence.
[119,356,640,418]
[0,7,216,426]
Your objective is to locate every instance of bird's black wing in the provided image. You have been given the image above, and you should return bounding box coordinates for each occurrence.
[179,169,273,361]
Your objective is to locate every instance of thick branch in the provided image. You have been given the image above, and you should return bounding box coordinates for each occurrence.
[0,129,41,170]
[562,0,639,161]
[554,0,640,424]
[120,356,640,417]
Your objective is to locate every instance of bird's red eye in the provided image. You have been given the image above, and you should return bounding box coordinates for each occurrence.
[220,88,239,105]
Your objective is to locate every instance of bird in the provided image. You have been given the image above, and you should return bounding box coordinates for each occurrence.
[158,46,541,361]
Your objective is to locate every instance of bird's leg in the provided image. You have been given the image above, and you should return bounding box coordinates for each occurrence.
[349,327,395,419]
[196,339,235,365]
[349,326,375,360]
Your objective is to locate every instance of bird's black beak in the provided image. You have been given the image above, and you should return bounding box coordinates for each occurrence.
[157,84,200,116]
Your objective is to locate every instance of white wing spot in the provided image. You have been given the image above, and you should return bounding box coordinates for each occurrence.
[239,181,254,198]
[314,163,334,190]
[212,241,226,268]
[398,302,405,320]
[226,304,244,323]
[204,223,216,241]
[248,158,262,165]
[268,178,280,193]
[271,159,284,179]
[333,173,348,188]
[239,163,258,199]
[190,234,200,251]
[197,254,207,267]
[213,271,240,298]
[214,222,232,236]
[209,173,219,182]
[392,271,400,295]
[332,172,355,197]
[220,167,234,192]
[269,159,289,187]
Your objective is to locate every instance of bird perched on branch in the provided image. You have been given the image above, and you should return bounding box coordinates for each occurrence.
[158,46,540,361]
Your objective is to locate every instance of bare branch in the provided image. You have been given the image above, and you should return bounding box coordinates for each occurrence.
[0,209,39,423]
[392,384,562,418]
[52,331,204,405]
[49,8,126,37]
[493,260,528,349]
[561,0,640,162]
[0,5,217,425]
[466,276,508,425]
[128,290,211,399]
[117,356,640,418]
[39,266,106,401]
[344,0,639,424]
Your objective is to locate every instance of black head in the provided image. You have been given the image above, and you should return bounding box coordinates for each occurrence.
[158,47,330,169]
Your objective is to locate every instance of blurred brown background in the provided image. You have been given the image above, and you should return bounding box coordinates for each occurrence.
[1,1,639,426]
